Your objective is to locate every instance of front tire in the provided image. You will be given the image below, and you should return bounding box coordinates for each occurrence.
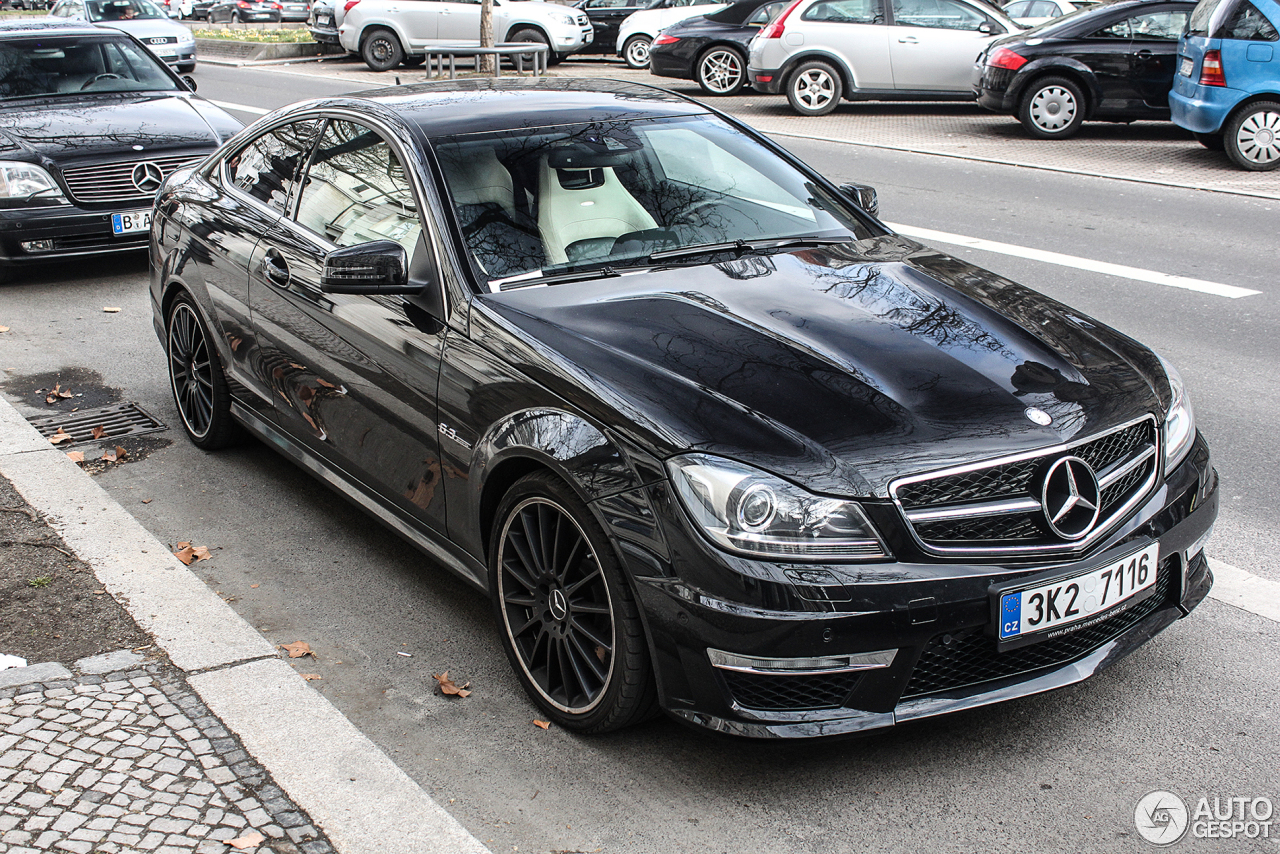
[1018,75,1085,139]
[622,35,651,69]
[166,293,241,450]
[786,60,841,116]
[177,62,195,73]
[696,46,746,96]
[490,472,657,733]
[509,27,551,68]
[1224,101,1280,171]
[400,54,424,67]
[361,26,404,71]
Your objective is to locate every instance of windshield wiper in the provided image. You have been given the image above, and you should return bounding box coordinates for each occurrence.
[494,266,624,291]
[648,234,854,263]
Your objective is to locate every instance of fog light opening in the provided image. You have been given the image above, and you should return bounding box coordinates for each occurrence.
[21,239,54,253]
[707,647,897,675]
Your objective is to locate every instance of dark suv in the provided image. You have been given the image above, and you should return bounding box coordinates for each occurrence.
[975,0,1196,138]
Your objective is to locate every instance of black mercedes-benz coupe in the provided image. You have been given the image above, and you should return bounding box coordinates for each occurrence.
[0,21,242,282]
[150,78,1217,738]
[649,0,784,95]
[974,0,1196,138]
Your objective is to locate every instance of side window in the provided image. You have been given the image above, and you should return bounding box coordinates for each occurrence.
[293,120,422,254]
[1222,0,1279,39]
[1130,10,1188,39]
[1093,17,1131,37]
[802,0,884,24]
[747,1,783,24]
[892,0,985,30]
[1032,1,1059,16]
[1004,0,1032,16]
[224,120,321,214]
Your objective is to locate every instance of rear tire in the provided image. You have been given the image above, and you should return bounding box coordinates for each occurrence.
[696,46,746,96]
[361,26,404,71]
[1018,75,1084,139]
[1223,101,1280,171]
[1192,131,1224,151]
[786,60,841,116]
[622,35,651,69]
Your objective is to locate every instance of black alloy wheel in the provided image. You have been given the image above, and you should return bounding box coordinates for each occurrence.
[166,294,240,450]
[1018,75,1085,139]
[490,472,657,732]
[696,46,746,96]
[361,26,404,71]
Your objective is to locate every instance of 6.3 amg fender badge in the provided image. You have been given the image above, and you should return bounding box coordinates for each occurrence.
[1041,455,1101,540]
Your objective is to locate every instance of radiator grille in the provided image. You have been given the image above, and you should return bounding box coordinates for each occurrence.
[59,154,207,206]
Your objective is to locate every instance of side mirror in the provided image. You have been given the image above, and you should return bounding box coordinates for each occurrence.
[979,21,992,33]
[321,240,417,294]
[838,182,879,217]
[181,74,197,92]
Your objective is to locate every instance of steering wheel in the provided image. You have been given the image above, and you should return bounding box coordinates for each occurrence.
[81,73,124,90]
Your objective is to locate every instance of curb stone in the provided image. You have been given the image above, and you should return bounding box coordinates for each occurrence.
[0,396,491,854]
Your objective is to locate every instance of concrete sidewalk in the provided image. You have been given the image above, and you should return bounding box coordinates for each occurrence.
[0,398,491,854]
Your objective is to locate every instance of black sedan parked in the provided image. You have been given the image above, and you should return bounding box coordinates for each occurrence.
[151,78,1217,738]
[575,0,652,55]
[649,0,784,95]
[975,0,1196,138]
[0,21,241,282]
[206,0,280,21]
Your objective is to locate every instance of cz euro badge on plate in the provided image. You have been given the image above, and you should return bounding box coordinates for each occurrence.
[991,542,1160,651]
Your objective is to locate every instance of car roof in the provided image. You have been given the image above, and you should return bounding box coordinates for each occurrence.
[329,78,711,138]
[0,20,105,37]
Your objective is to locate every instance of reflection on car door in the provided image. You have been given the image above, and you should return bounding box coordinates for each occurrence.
[1075,13,1144,111]
[436,0,482,41]
[397,0,440,49]
[799,0,891,89]
[887,0,998,91]
[248,118,451,532]
[1127,7,1190,108]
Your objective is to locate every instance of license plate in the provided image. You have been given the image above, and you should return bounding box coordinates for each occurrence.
[318,14,332,24]
[995,542,1159,650]
[1179,55,1193,76]
[111,210,151,235]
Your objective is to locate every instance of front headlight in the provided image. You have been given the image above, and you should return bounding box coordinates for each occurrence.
[1156,352,1195,472]
[550,10,575,25]
[667,454,889,561]
[0,161,65,202]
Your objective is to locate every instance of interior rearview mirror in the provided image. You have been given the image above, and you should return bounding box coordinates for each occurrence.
[838,182,879,218]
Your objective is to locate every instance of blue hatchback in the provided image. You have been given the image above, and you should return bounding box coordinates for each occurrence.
[1171,0,1280,169]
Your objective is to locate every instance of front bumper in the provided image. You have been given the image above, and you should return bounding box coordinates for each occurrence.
[0,203,152,269]
[603,433,1218,738]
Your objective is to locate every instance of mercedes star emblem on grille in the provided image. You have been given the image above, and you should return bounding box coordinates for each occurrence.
[131,162,165,194]
[1025,407,1053,426]
[1041,456,1100,540]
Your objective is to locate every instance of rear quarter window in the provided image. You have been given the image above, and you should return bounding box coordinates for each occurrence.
[801,0,885,22]
[1220,0,1278,39]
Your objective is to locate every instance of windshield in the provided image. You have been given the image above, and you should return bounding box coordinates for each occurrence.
[0,35,179,100]
[87,0,169,20]
[431,115,879,288]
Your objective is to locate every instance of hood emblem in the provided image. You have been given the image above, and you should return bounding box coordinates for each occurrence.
[131,162,164,194]
[1025,407,1053,426]
[1041,456,1100,541]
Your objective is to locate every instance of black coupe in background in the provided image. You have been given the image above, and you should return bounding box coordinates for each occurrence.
[974,0,1196,137]
[151,78,1217,738]
[649,0,784,94]
[0,21,242,282]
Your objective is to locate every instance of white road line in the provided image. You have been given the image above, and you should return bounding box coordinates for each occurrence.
[885,222,1262,300]
[209,99,270,116]
[1208,558,1280,625]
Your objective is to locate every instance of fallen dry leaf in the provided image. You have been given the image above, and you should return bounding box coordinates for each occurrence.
[433,671,472,698]
[171,541,210,565]
[102,307,121,313]
[300,673,322,681]
[280,641,314,659]
[533,719,550,730]
[93,589,105,595]
[66,451,85,463]
[228,832,265,850]
[141,498,152,504]
[0,325,9,333]
[91,425,106,439]
[101,448,117,462]
[49,428,72,445]
[250,583,259,588]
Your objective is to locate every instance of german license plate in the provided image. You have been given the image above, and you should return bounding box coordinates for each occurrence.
[111,210,151,235]
[1179,55,1193,76]
[318,13,332,24]
[995,542,1159,650]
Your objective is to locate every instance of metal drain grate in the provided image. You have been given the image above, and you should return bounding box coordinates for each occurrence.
[28,402,167,444]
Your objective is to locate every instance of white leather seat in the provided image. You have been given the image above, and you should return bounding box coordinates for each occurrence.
[442,148,516,214]
[537,158,656,265]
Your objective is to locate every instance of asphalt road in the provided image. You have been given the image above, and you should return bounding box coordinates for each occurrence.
[1,61,1277,853]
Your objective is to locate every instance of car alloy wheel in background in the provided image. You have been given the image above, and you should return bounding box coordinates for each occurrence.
[1019,76,1085,139]
[1224,101,1280,171]
[787,60,841,116]
[623,35,651,68]
[697,46,746,95]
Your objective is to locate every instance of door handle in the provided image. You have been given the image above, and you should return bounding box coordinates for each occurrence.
[1136,49,1153,58]
[898,36,918,43]
[261,248,290,286]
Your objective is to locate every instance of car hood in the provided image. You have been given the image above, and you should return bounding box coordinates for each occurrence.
[96,18,190,38]
[478,237,1167,497]
[0,94,240,165]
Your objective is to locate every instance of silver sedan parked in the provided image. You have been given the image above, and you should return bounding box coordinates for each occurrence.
[47,0,197,71]
[747,0,1019,115]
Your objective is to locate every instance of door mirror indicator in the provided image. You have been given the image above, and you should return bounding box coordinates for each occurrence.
[321,240,418,294]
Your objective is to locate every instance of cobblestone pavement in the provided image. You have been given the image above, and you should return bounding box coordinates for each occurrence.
[0,654,335,854]
[253,54,1280,199]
